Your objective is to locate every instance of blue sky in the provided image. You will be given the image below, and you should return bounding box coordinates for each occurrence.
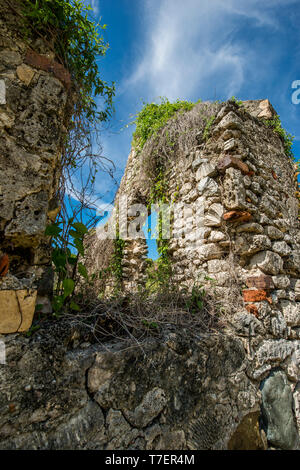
[82,0,300,258]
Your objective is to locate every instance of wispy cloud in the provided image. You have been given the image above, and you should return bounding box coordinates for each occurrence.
[86,0,100,16]
[124,0,298,102]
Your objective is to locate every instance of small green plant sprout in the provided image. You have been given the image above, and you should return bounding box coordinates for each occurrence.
[111,231,125,285]
[229,96,243,107]
[142,319,159,330]
[25,324,41,337]
[203,115,216,141]
[184,282,206,315]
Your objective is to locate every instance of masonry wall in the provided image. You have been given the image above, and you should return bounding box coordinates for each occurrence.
[0,0,73,333]
[84,99,300,446]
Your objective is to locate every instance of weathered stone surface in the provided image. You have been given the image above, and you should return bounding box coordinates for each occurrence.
[196,162,216,180]
[261,370,300,449]
[24,50,71,89]
[272,275,290,289]
[204,203,224,227]
[0,321,262,450]
[0,289,37,333]
[0,8,73,309]
[257,99,273,119]
[214,111,243,133]
[123,387,167,428]
[280,300,300,326]
[197,243,223,260]
[227,411,266,450]
[235,234,272,256]
[0,79,5,104]
[223,167,246,210]
[272,241,292,257]
[106,409,139,449]
[0,49,21,67]
[246,275,274,289]
[295,280,300,301]
[209,230,226,242]
[236,222,264,234]
[16,64,34,86]
[266,226,284,240]
[197,177,219,196]
[217,155,249,175]
[224,137,237,151]
[249,251,283,275]
[252,339,300,378]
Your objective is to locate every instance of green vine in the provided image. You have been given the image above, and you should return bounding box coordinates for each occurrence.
[203,115,216,141]
[19,0,115,122]
[265,115,294,158]
[111,229,125,285]
[147,169,172,287]
[132,97,197,150]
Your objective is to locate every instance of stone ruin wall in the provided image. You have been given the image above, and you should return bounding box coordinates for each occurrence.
[87,99,300,310]
[0,1,299,451]
[0,0,73,333]
[85,99,300,447]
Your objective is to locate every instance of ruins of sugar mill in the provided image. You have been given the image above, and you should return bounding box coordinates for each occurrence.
[0,0,300,451]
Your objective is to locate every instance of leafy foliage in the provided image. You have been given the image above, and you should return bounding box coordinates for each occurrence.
[295,160,300,220]
[183,282,206,314]
[45,219,89,315]
[20,0,115,122]
[229,96,243,107]
[111,231,125,284]
[147,170,172,288]
[132,97,196,150]
[265,115,294,158]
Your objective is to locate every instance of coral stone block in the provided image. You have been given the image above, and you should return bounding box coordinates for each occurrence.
[243,289,271,303]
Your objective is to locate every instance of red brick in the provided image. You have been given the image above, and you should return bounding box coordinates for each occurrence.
[0,254,9,277]
[243,289,272,304]
[223,211,252,223]
[217,155,250,175]
[245,304,259,317]
[246,275,274,290]
[24,50,71,89]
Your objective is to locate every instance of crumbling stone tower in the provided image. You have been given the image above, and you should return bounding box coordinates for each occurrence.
[85,99,300,447]
[0,1,73,332]
[87,98,300,308]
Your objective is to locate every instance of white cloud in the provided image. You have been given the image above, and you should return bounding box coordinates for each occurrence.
[124,0,298,101]
[86,0,100,16]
